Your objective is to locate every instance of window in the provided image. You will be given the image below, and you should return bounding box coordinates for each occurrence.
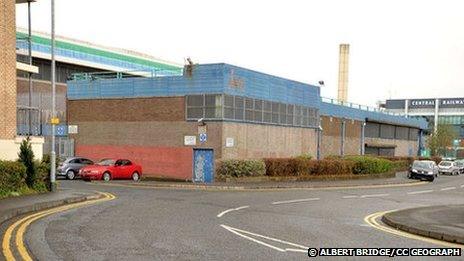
[263,101,272,123]
[186,94,223,119]
[122,160,132,166]
[234,96,244,120]
[81,159,94,165]
[380,124,395,139]
[254,99,263,122]
[395,126,409,140]
[245,98,254,121]
[185,94,319,128]
[409,128,419,141]
[365,122,380,138]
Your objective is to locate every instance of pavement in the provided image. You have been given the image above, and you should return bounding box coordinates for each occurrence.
[1,174,464,260]
[383,204,464,244]
[0,186,100,225]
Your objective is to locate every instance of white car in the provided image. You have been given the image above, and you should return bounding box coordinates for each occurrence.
[438,161,460,175]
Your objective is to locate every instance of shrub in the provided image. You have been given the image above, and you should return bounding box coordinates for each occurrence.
[344,156,393,174]
[0,161,27,198]
[311,159,354,176]
[18,137,36,187]
[217,159,266,177]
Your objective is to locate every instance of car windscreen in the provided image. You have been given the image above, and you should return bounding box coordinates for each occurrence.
[439,161,452,166]
[412,161,431,169]
[97,159,115,166]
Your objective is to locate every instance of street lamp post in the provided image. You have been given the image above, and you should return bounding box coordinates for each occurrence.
[50,0,57,191]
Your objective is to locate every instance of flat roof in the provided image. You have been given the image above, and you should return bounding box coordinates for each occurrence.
[16,27,182,73]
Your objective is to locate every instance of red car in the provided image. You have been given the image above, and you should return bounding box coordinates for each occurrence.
[80,158,142,181]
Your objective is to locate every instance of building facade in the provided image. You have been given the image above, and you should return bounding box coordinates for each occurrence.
[384,97,464,156]
[67,64,427,181]
[14,27,182,156]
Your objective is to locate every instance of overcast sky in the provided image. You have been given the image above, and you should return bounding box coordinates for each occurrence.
[16,0,464,106]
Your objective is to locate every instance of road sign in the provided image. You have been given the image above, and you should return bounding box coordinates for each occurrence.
[50,117,60,125]
[56,125,65,136]
[184,136,197,146]
[68,125,78,134]
[199,133,207,143]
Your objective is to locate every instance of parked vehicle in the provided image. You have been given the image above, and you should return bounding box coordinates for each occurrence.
[80,158,142,181]
[408,160,437,181]
[57,157,94,180]
[438,161,460,175]
[455,160,464,174]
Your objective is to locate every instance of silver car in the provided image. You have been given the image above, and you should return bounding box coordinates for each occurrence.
[57,157,94,180]
[438,161,460,175]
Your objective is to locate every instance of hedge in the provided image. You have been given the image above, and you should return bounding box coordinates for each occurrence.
[216,159,266,177]
[217,155,415,178]
[343,156,393,174]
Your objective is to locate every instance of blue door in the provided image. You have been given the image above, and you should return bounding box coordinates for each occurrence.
[193,149,214,183]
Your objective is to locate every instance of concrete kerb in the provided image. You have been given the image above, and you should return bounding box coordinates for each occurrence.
[382,207,464,245]
[90,178,425,191]
[0,193,104,225]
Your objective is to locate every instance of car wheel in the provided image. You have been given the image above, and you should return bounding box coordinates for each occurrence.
[102,172,111,182]
[132,172,140,182]
[66,170,76,180]
[429,177,435,182]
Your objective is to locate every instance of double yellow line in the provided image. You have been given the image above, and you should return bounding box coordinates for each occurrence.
[364,210,464,248]
[2,191,115,261]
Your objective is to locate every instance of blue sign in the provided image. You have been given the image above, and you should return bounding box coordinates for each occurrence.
[56,125,66,136]
[199,133,207,143]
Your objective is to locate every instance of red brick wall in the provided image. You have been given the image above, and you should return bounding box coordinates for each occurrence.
[76,145,193,180]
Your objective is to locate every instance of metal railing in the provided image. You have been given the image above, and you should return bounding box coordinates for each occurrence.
[69,68,183,81]
[321,97,406,117]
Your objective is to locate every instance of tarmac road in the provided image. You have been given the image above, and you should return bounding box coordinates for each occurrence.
[7,174,464,260]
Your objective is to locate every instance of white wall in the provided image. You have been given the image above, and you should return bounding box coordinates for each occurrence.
[0,136,44,161]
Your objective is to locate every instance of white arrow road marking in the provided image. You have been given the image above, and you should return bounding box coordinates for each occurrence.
[441,187,456,191]
[217,206,249,218]
[360,194,389,198]
[271,197,320,205]
[220,224,308,252]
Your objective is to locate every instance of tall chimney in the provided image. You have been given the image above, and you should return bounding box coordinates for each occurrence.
[337,44,350,102]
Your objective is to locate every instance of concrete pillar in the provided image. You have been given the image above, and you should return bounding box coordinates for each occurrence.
[341,120,346,156]
[404,99,409,117]
[0,0,17,140]
[434,98,439,133]
[360,122,366,155]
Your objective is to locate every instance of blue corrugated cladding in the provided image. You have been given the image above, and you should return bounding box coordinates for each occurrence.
[320,102,428,129]
[68,63,319,107]
[68,63,425,129]
[222,64,320,107]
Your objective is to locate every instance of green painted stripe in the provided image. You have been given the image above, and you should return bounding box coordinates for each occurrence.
[16,32,182,72]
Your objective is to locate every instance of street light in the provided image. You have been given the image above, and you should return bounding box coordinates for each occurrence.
[50,0,57,191]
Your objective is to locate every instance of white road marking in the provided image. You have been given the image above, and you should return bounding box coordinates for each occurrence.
[360,193,389,198]
[220,224,308,252]
[271,198,320,205]
[461,185,464,188]
[285,248,308,253]
[440,187,456,191]
[217,206,249,218]
[407,190,434,195]
[342,195,358,199]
